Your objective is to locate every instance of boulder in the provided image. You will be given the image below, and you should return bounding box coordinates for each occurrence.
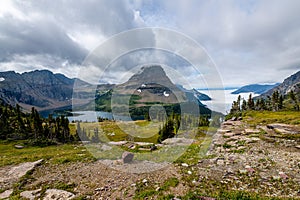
[14,145,24,149]
[122,151,134,163]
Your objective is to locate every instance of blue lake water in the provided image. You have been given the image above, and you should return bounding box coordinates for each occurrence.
[68,111,131,122]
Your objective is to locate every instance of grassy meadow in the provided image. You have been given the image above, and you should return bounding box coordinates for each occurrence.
[243,110,300,125]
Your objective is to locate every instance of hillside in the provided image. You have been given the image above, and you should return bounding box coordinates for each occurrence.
[259,70,300,98]
[0,70,91,111]
[231,83,279,95]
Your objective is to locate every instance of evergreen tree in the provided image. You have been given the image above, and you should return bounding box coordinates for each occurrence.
[247,94,255,110]
[157,117,175,143]
[241,99,247,111]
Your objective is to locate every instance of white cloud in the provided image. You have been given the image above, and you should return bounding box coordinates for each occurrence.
[0,0,300,87]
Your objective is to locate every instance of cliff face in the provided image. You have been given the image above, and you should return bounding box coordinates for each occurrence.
[259,70,300,98]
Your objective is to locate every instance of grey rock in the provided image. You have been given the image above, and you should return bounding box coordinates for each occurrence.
[20,189,41,200]
[0,159,43,183]
[0,189,13,199]
[14,145,24,149]
[43,189,75,200]
[162,138,194,145]
[122,151,134,163]
[279,172,288,180]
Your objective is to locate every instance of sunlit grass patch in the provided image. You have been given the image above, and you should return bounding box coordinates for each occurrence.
[0,141,94,167]
[243,110,300,125]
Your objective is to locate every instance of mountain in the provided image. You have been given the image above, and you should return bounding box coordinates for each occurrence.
[259,70,300,98]
[231,83,279,95]
[93,65,212,118]
[0,70,91,111]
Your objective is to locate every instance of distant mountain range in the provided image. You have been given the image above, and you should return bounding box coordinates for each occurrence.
[231,83,279,95]
[0,66,212,115]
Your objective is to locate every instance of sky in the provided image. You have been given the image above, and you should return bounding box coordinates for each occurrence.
[0,0,300,88]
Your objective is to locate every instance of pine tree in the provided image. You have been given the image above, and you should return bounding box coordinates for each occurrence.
[241,99,247,111]
[247,94,255,110]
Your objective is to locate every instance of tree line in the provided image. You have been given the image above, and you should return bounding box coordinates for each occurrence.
[0,99,78,146]
[227,90,299,119]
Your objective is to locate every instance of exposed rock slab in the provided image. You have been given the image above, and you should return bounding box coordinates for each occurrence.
[20,188,42,200]
[0,159,43,186]
[43,189,75,200]
[108,141,127,146]
[162,138,194,145]
[0,189,13,199]
[267,123,300,134]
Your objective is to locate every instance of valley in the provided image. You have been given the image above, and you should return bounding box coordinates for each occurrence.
[0,67,299,199]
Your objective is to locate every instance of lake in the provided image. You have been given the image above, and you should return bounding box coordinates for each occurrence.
[68,111,131,122]
[197,89,259,114]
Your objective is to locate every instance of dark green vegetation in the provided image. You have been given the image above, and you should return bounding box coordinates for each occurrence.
[227,90,299,120]
[0,99,79,146]
[93,88,212,120]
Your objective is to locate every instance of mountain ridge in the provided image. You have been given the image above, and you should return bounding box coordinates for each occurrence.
[259,70,300,98]
[0,70,91,111]
[231,83,279,95]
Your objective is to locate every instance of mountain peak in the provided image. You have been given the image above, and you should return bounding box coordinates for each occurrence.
[127,65,169,85]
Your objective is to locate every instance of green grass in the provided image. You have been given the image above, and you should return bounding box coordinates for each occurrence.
[175,137,212,165]
[243,110,300,125]
[134,177,180,199]
[77,120,162,143]
[0,140,95,167]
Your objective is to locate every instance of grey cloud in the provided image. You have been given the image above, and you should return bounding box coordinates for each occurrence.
[0,0,142,70]
[1,0,300,87]
[0,16,87,64]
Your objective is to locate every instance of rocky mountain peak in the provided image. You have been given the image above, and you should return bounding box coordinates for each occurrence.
[126,65,172,87]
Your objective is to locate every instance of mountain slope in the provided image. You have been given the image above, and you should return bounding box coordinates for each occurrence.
[0,70,91,111]
[93,65,211,118]
[231,83,279,95]
[259,70,300,98]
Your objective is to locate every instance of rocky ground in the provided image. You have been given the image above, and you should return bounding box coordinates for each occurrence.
[196,120,300,198]
[0,119,300,199]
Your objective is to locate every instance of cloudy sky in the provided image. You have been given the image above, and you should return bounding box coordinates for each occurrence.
[0,0,300,87]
